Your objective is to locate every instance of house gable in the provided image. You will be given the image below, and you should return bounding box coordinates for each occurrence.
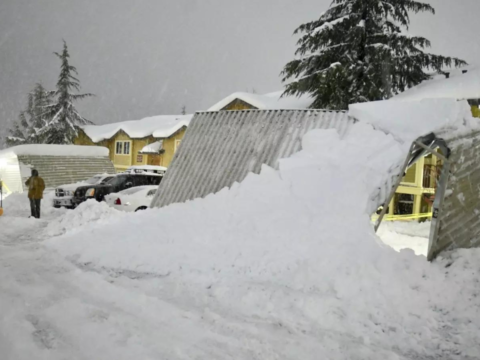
[221,99,258,111]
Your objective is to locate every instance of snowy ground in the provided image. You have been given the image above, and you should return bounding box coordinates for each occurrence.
[1,124,480,359]
[377,221,430,256]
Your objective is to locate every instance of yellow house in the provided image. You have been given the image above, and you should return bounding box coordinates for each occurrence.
[208,91,313,111]
[388,67,480,219]
[74,114,192,172]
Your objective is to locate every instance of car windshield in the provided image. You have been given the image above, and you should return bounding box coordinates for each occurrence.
[100,176,113,184]
[106,176,126,186]
[119,187,148,196]
[85,176,101,185]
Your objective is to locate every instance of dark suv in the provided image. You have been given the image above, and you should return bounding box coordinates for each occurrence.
[73,173,163,206]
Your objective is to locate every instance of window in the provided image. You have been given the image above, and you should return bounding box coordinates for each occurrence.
[123,141,131,155]
[175,140,182,152]
[133,175,148,187]
[115,141,131,155]
[116,142,123,155]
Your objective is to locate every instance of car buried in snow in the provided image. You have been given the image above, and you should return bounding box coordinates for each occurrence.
[53,174,115,209]
[73,166,166,206]
[105,185,157,212]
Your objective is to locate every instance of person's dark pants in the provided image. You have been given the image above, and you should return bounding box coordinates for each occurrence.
[29,198,41,219]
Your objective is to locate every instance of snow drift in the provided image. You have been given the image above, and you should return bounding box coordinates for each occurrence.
[46,117,480,359]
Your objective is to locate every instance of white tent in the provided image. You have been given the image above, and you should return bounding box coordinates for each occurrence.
[0,145,115,194]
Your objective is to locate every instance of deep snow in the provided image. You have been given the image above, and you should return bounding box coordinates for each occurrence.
[1,120,480,359]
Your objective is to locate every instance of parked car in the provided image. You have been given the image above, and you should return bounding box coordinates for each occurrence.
[73,171,163,206]
[105,185,157,212]
[124,165,167,175]
[53,174,114,209]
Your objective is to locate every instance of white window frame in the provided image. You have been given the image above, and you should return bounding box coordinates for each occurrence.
[115,140,132,155]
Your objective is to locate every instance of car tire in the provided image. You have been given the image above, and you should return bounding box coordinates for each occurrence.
[53,205,61,209]
[135,206,148,212]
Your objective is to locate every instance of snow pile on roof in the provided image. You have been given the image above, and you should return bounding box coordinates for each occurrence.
[208,90,313,111]
[349,98,479,143]
[393,67,480,101]
[139,140,163,154]
[46,110,480,357]
[82,114,193,142]
[0,144,109,158]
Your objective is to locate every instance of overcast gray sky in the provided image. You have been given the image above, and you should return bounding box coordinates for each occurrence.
[0,0,478,148]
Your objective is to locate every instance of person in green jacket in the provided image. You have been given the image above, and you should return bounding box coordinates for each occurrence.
[25,169,45,219]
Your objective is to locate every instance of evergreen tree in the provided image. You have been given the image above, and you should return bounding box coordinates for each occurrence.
[40,41,94,144]
[6,83,53,147]
[282,0,467,110]
[6,113,29,147]
[30,83,53,137]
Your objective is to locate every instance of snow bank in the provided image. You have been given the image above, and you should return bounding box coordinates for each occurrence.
[46,122,480,358]
[45,200,126,237]
[377,221,431,256]
[1,191,65,218]
[208,90,313,111]
[82,115,192,143]
[0,144,109,158]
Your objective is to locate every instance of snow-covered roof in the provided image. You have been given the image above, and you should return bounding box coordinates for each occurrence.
[140,141,163,154]
[127,165,167,171]
[123,165,168,174]
[208,91,313,111]
[393,67,480,102]
[0,144,109,158]
[349,98,479,143]
[82,114,193,143]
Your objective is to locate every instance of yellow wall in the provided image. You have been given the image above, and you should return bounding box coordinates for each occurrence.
[223,99,257,111]
[155,128,187,167]
[471,105,480,118]
[74,127,188,172]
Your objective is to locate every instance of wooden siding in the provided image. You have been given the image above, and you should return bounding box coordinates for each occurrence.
[222,99,258,111]
[160,127,187,167]
[471,105,480,118]
[401,163,417,184]
[74,127,188,172]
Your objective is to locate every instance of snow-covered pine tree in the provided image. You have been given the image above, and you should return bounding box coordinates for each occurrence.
[282,0,467,110]
[6,112,29,147]
[29,83,53,142]
[40,41,94,144]
[6,83,53,147]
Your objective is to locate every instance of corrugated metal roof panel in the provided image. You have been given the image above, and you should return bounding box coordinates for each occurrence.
[151,109,355,208]
[16,155,116,189]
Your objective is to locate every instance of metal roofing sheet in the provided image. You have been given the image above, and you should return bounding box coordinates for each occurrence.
[151,109,355,208]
